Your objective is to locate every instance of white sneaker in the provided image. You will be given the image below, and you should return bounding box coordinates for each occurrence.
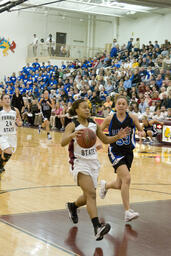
[38,125,41,134]
[47,134,52,140]
[99,180,107,199]
[125,209,139,222]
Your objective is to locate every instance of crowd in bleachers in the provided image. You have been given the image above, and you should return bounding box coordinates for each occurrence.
[0,38,171,129]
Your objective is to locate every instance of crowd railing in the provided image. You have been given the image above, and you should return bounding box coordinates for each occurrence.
[28,42,104,59]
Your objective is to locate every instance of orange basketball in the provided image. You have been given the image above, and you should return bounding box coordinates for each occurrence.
[77,128,97,148]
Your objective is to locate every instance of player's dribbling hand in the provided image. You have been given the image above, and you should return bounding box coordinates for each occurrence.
[71,129,84,139]
[118,127,131,139]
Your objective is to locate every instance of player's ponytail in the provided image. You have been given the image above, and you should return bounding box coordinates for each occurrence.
[69,99,86,116]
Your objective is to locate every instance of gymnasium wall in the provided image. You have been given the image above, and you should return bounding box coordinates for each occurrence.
[94,16,116,48]
[118,12,171,46]
[0,10,88,80]
[1,8,171,80]
[0,10,115,80]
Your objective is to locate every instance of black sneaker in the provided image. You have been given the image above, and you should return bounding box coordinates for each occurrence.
[95,223,111,241]
[143,138,150,144]
[66,202,78,224]
[0,167,5,174]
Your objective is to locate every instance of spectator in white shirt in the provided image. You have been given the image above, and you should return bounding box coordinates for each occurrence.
[149,101,156,113]
[165,108,171,119]
[32,34,38,57]
[152,109,165,121]
[112,38,117,47]
[46,34,55,56]
[145,107,152,119]
[159,87,167,100]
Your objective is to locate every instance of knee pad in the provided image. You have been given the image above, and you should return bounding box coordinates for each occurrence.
[3,153,12,162]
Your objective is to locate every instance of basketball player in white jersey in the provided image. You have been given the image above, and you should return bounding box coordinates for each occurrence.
[61,99,130,241]
[0,94,22,173]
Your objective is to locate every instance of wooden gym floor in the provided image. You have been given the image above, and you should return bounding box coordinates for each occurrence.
[0,127,171,256]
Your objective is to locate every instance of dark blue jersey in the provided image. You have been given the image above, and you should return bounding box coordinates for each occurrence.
[109,112,136,154]
[41,98,52,115]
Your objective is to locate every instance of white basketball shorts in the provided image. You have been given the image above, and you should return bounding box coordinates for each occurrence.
[70,158,100,188]
[0,134,17,153]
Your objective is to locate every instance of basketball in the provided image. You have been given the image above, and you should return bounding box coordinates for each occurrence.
[77,128,97,148]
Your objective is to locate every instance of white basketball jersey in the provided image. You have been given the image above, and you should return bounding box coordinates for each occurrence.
[69,118,97,160]
[0,107,17,135]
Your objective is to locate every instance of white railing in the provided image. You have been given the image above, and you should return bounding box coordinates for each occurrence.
[27,43,104,59]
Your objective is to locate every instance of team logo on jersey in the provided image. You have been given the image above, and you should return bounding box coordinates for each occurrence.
[0,37,16,56]
[112,156,124,166]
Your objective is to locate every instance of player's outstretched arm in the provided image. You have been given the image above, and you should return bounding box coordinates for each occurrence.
[96,124,130,144]
[129,113,145,137]
[100,115,112,131]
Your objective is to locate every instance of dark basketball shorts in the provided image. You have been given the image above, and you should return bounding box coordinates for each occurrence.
[42,112,51,121]
[144,129,158,137]
[108,147,133,173]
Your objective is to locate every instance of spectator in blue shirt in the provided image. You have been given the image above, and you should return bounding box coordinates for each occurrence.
[139,98,149,113]
[10,73,17,84]
[61,61,66,69]
[46,61,51,69]
[32,58,40,69]
[110,46,117,58]
[0,81,4,88]
[20,84,26,94]
[127,38,134,52]
[154,40,159,49]
[5,77,12,87]
[156,74,163,89]
[124,76,132,90]
[41,62,46,69]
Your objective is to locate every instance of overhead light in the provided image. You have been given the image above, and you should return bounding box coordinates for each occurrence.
[0,0,10,4]
[127,10,136,15]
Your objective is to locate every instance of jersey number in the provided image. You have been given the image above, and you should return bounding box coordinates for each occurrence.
[116,135,130,146]
[6,121,12,127]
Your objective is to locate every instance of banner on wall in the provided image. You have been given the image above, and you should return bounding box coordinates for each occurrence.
[0,37,16,56]
[162,125,171,143]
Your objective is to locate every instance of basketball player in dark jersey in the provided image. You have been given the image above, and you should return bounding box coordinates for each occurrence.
[100,95,144,222]
[61,99,130,240]
[38,90,54,140]
[141,115,163,143]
